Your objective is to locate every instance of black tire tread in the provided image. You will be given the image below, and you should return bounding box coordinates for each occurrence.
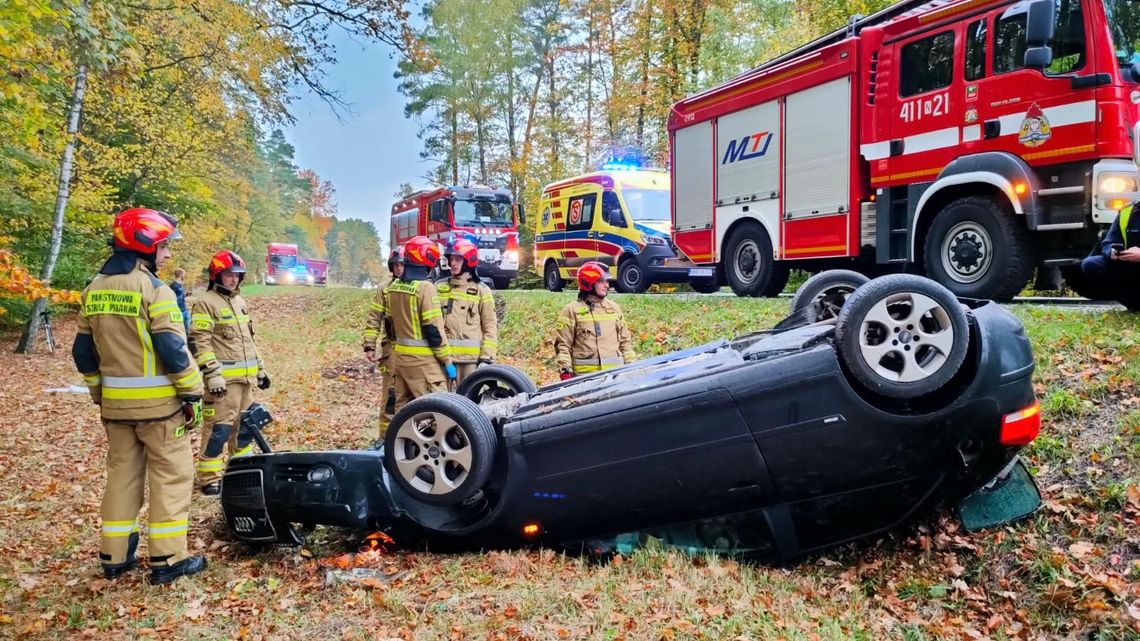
[922,196,1034,302]
[617,259,649,294]
[789,269,870,317]
[454,364,537,400]
[724,223,783,298]
[544,260,564,292]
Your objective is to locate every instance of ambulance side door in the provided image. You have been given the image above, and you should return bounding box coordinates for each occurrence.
[595,189,630,268]
[563,187,600,271]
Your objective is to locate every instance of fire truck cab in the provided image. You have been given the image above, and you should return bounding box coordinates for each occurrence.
[390,185,521,289]
[670,0,1140,301]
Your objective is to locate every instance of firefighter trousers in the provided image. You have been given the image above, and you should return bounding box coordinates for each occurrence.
[101,413,193,567]
[380,351,396,420]
[393,356,447,415]
[455,362,479,384]
[197,381,254,486]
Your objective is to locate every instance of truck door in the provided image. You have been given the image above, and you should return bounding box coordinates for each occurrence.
[961,0,1095,165]
[885,26,963,194]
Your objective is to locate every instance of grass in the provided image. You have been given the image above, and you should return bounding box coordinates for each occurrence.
[0,286,1137,640]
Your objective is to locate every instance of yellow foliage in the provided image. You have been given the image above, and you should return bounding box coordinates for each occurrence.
[0,250,82,315]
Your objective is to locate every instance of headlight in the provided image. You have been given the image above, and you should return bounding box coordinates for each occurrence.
[307,465,333,483]
[641,234,666,245]
[1099,174,1137,194]
[306,274,314,282]
[266,276,275,284]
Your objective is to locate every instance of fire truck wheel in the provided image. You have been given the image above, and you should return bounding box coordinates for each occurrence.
[835,274,969,399]
[455,364,537,405]
[617,259,649,294]
[724,223,785,297]
[790,269,870,323]
[544,261,564,292]
[922,197,1034,301]
[384,393,497,507]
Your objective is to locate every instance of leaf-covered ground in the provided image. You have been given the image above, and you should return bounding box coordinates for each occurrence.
[1,286,1137,640]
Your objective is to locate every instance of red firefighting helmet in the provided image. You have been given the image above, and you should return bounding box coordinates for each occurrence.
[387,246,405,268]
[403,236,440,268]
[111,208,182,253]
[208,250,247,281]
[445,238,479,269]
[577,261,610,292]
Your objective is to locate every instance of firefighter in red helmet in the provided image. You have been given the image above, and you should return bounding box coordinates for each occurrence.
[71,208,208,584]
[383,237,454,412]
[553,261,636,379]
[363,246,405,434]
[437,237,498,384]
[189,250,267,495]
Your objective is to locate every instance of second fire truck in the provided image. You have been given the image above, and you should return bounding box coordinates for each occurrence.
[669,0,1140,301]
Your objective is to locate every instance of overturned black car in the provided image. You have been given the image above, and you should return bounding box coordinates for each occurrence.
[221,273,1042,561]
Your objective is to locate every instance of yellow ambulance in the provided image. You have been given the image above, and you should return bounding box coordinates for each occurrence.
[534,167,718,293]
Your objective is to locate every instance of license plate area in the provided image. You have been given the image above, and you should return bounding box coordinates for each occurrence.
[688,267,714,278]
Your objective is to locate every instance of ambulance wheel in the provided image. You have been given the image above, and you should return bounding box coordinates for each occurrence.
[922,196,1034,302]
[384,393,496,507]
[724,223,786,297]
[790,270,869,323]
[456,364,537,405]
[544,261,564,292]
[617,259,649,294]
[835,274,969,399]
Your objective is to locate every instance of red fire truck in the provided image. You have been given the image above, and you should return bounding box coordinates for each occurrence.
[390,185,522,288]
[669,0,1139,301]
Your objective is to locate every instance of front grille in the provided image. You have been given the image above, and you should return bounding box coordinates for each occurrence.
[220,469,278,541]
[275,463,313,483]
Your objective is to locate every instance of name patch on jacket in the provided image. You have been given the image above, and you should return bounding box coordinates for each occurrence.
[84,290,141,316]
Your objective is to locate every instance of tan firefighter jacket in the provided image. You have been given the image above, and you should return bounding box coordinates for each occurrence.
[437,273,498,363]
[73,260,204,421]
[189,288,262,384]
[362,279,394,360]
[554,298,636,375]
[385,278,452,368]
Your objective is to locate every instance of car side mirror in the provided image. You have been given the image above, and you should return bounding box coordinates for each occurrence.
[1023,0,1055,68]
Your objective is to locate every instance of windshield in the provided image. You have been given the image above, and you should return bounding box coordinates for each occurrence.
[453,199,514,228]
[620,187,671,222]
[270,255,297,268]
[1105,0,1140,69]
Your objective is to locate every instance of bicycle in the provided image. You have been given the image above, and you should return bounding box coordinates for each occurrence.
[39,309,57,354]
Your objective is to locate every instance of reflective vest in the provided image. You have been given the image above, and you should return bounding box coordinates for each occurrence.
[189,288,261,383]
[387,279,451,365]
[1122,205,1133,247]
[553,298,636,375]
[438,274,498,363]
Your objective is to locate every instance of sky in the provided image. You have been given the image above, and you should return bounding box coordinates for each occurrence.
[283,33,428,248]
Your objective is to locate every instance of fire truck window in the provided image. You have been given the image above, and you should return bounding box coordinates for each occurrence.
[429,200,448,224]
[900,31,954,97]
[966,19,987,80]
[1045,0,1086,75]
[566,194,597,232]
[994,14,1028,73]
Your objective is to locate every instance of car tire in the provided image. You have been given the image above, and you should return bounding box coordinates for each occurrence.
[544,261,564,292]
[835,274,969,399]
[455,364,537,405]
[789,270,870,323]
[617,259,649,294]
[492,277,512,290]
[690,278,720,293]
[724,223,787,297]
[383,393,497,507]
[922,196,1034,302]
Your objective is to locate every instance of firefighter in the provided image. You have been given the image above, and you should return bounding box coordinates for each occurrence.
[363,247,404,431]
[385,236,455,412]
[71,208,208,585]
[438,237,498,383]
[553,261,637,379]
[1080,203,1140,300]
[189,250,269,495]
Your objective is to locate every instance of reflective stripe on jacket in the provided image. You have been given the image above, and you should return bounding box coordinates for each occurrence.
[438,274,498,363]
[189,288,260,383]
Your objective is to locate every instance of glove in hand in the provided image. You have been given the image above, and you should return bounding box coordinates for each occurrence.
[445,362,458,381]
[257,371,271,390]
[181,397,203,430]
[206,374,227,397]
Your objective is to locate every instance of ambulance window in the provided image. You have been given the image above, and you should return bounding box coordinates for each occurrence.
[994,14,1027,73]
[900,31,955,97]
[966,19,987,80]
[566,194,596,231]
[1046,0,1085,74]
[602,191,626,227]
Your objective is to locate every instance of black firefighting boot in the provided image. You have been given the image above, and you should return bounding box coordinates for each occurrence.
[149,555,208,585]
[385,388,396,415]
[201,482,221,496]
[101,532,139,579]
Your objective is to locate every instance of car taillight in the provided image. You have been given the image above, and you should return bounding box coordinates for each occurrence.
[1000,402,1040,446]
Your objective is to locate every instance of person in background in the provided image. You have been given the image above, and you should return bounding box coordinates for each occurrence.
[553,261,636,379]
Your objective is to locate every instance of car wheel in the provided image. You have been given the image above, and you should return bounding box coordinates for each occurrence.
[544,261,564,292]
[835,274,969,399]
[689,278,720,293]
[724,223,787,297]
[922,196,1034,301]
[617,259,649,294]
[383,393,497,506]
[455,364,537,405]
[492,277,512,290]
[789,270,870,323]
[1059,264,1111,301]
